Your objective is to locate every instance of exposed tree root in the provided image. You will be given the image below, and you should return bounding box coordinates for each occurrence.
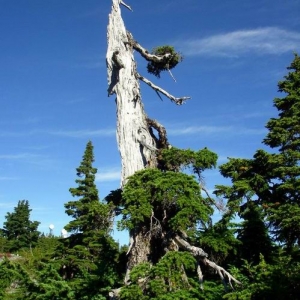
[173,234,241,289]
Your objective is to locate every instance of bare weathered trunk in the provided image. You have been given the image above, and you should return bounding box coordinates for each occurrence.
[107,0,157,187]
[106,0,156,279]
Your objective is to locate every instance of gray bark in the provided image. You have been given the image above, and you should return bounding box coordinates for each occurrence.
[106,0,158,284]
[107,0,157,188]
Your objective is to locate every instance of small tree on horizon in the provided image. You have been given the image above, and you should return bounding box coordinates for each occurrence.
[2,200,40,253]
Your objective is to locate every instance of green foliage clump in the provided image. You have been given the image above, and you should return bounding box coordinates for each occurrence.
[160,146,218,176]
[0,257,22,298]
[17,262,75,300]
[199,217,240,265]
[120,251,227,299]
[119,168,213,232]
[224,253,300,299]
[120,252,200,300]
[147,45,183,78]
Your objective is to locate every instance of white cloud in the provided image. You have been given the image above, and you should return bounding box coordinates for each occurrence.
[0,128,115,138]
[0,117,40,126]
[96,168,120,182]
[0,153,42,160]
[0,152,55,168]
[0,202,15,209]
[168,125,266,136]
[0,131,32,137]
[180,27,300,57]
[0,177,18,181]
[47,129,115,138]
[169,125,231,135]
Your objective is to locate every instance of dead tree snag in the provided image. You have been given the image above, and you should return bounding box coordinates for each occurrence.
[106,0,240,297]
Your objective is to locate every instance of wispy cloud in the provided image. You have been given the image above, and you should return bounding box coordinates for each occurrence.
[168,125,266,136]
[0,202,15,209]
[47,129,115,138]
[0,177,18,181]
[0,117,40,126]
[0,128,115,138]
[0,152,55,168]
[0,153,43,160]
[96,168,120,182]
[169,126,231,135]
[241,111,270,119]
[0,131,34,137]
[179,27,300,57]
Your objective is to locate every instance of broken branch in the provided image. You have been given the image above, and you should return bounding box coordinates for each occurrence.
[120,0,133,11]
[127,32,172,63]
[137,73,191,105]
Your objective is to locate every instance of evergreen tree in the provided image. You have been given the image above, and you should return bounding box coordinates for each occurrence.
[236,201,273,264]
[215,54,300,297]
[2,200,40,253]
[258,53,300,250]
[216,54,300,253]
[64,140,104,234]
[57,141,120,299]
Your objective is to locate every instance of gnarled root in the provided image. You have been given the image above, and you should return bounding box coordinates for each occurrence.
[173,234,241,289]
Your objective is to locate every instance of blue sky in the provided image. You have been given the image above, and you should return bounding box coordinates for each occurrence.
[1,0,300,244]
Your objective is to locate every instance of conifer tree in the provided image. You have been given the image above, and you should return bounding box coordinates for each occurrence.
[64,140,103,233]
[258,53,300,250]
[236,202,273,264]
[216,54,300,252]
[57,141,119,299]
[215,54,300,297]
[2,200,40,253]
